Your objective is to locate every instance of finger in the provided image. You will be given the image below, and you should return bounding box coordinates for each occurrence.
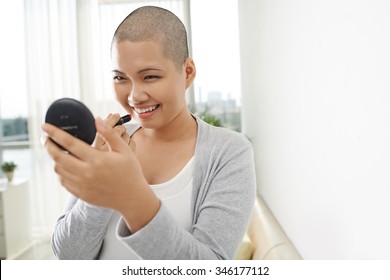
[93,132,107,150]
[45,137,87,174]
[129,138,136,152]
[93,114,124,150]
[114,125,127,137]
[92,114,114,149]
[121,132,131,146]
[95,117,129,153]
[105,113,121,128]
[54,162,82,185]
[42,123,96,161]
[55,162,98,202]
[44,136,68,161]
[59,176,81,198]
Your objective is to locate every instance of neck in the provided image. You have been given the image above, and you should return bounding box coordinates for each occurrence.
[142,109,197,142]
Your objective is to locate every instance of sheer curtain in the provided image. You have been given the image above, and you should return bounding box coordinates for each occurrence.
[24,0,186,241]
[24,0,80,239]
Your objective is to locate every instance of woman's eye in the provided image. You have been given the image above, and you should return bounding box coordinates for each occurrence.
[113,76,126,82]
[144,75,159,80]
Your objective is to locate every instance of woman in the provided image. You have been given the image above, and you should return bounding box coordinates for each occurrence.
[43,6,256,260]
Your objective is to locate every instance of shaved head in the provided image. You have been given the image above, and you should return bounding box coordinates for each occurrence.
[112,6,189,70]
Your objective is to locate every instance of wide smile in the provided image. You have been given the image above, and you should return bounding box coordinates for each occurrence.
[131,104,161,121]
[133,104,160,114]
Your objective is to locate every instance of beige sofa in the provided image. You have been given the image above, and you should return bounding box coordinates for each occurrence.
[235,196,302,260]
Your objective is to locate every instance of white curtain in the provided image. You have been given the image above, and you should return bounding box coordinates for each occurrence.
[24,0,80,239]
[24,0,185,241]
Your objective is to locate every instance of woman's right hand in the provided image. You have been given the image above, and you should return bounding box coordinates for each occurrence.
[93,113,131,151]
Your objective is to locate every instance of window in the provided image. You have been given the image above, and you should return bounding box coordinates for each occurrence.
[191,0,241,131]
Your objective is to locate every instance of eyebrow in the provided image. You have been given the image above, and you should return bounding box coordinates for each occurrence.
[111,69,126,75]
[111,68,163,75]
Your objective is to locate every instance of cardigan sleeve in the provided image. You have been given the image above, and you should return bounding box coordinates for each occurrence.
[52,194,113,259]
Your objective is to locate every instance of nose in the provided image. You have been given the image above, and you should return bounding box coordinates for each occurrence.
[128,82,148,104]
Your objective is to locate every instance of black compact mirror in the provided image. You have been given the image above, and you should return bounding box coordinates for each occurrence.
[45,98,96,147]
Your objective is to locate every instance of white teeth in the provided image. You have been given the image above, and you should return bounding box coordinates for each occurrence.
[134,105,158,114]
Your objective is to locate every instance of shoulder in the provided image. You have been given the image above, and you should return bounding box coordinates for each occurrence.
[195,115,252,152]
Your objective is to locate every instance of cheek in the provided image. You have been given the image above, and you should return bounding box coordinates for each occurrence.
[160,82,184,105]
[114,84,130,106]
[170,73,187,97]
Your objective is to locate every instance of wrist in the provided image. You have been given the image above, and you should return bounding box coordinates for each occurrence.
[116,182,161,233]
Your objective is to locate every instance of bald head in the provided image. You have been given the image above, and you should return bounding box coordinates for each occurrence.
[112,6,189,70]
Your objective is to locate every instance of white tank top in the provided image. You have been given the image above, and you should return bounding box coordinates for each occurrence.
[99,157,194,259]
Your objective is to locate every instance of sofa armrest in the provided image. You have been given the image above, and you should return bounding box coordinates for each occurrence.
[247,196,301,260]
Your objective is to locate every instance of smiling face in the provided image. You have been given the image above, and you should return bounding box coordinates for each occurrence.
[111,40,195,129]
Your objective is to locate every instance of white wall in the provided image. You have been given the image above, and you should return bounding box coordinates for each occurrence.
[238,0,390,259]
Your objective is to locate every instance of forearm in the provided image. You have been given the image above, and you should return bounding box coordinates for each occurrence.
[117,180,161,234]
[117,203,223,259]
[52,198,113,259]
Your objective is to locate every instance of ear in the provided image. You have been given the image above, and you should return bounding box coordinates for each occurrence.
[184,58,196,89]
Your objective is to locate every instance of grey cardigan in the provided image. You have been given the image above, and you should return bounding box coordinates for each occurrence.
[52,116,256,259]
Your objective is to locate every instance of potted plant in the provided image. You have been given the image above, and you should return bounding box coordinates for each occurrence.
[1,161,17,182]
[198,109,222,127]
